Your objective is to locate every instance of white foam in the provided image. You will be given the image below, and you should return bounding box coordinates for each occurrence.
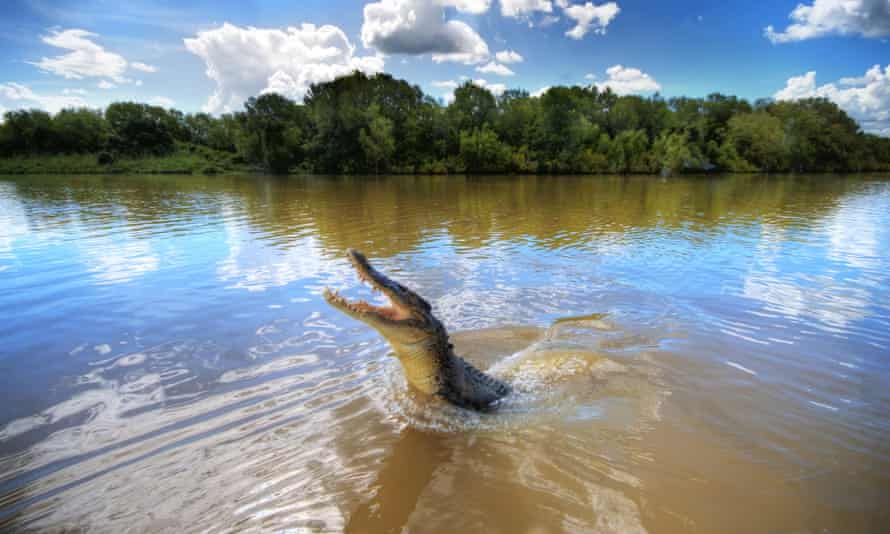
[720,329,769,345]
[809,401,839,412]
[725,361,757,376]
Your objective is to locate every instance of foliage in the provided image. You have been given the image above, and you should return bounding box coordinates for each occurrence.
[105,102,176,155]
[652,130,703,175]
[304,72,426,173]
[608,129,651,173]
[239,93,306,173]
[450,82,497,133]
[53,108,109,153]
[724,112,787,172]
[459,125,509,172]
[0,141,248,175]
[359,105,396,174]
[2,71,889,174]
[0,109,55,154]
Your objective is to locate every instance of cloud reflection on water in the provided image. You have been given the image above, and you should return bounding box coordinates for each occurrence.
[2,174,890,533]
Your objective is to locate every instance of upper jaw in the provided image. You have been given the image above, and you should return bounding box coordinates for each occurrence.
[323,249,417,324]
[346,249,411,310]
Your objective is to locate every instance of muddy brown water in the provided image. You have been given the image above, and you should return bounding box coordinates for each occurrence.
[1,174,889,533]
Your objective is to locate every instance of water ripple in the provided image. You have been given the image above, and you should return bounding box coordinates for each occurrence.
[1,174,889,532]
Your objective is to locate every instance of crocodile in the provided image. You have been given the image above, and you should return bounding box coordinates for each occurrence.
[324,249,511,411]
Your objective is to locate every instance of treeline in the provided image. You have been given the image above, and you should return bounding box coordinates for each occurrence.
[2,71,889,174]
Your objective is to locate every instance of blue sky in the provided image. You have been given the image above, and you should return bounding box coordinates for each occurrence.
[1,0,889,134]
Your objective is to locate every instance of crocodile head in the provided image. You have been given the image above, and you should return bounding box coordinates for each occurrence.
[323,249,450,395]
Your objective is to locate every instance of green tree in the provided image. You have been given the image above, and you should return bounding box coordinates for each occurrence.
[702,93,752,144]
[459,125,508,172]
[606,96,642,136]
[538,87,584,159]
[53,108,108,153]
[359,105,395,173]
[495,89,536,148]
[0,109,55,154]
[1,71,888,175]
[725,112,787,171]
[206,113,239,152]
[449,82,497,133]
[608,129,651,173]
[105,102,176,155]
[652,130,702,175]
[305,72,426,172]
[766,98,859,172]
[240,93,306,173]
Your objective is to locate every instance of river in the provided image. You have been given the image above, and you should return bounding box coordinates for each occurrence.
[1,174,888,533]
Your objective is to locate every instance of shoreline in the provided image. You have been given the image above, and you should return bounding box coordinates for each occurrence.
[2,155,888,177]
[0,150,253,176]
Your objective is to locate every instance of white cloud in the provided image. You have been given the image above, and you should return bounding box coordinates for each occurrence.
[217,209,354,292]
[0,82,87,113]
[446,0,493,14]
[431,79,459,103]
[0,84,29,100]
[63,88,88,95]
[431,78,505,101]
[82,234,160,285]
[539,15,561,26]
[97,80,116,89]
[184,23,384,113]
[531,85,551,97]
[765,0,890,43]
[495,49,524,63]
[773,71,820,101]
[131,62,158,73]
[432,80,459,89]
[500,0,553,18]
[774,65,890,136]
[476,61,516,76]
[595,64,660,95]
[583,72,597,80]
[30,28,133,83]
[472,78,506,96]
[361,0,490,64]
[149,96,175,108]
[564,2,620,39]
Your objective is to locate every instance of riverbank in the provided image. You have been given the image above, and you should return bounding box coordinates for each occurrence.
[3,161,888,177]
[0,146,251,175]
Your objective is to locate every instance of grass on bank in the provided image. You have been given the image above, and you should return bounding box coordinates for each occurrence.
[0,144,252,175]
